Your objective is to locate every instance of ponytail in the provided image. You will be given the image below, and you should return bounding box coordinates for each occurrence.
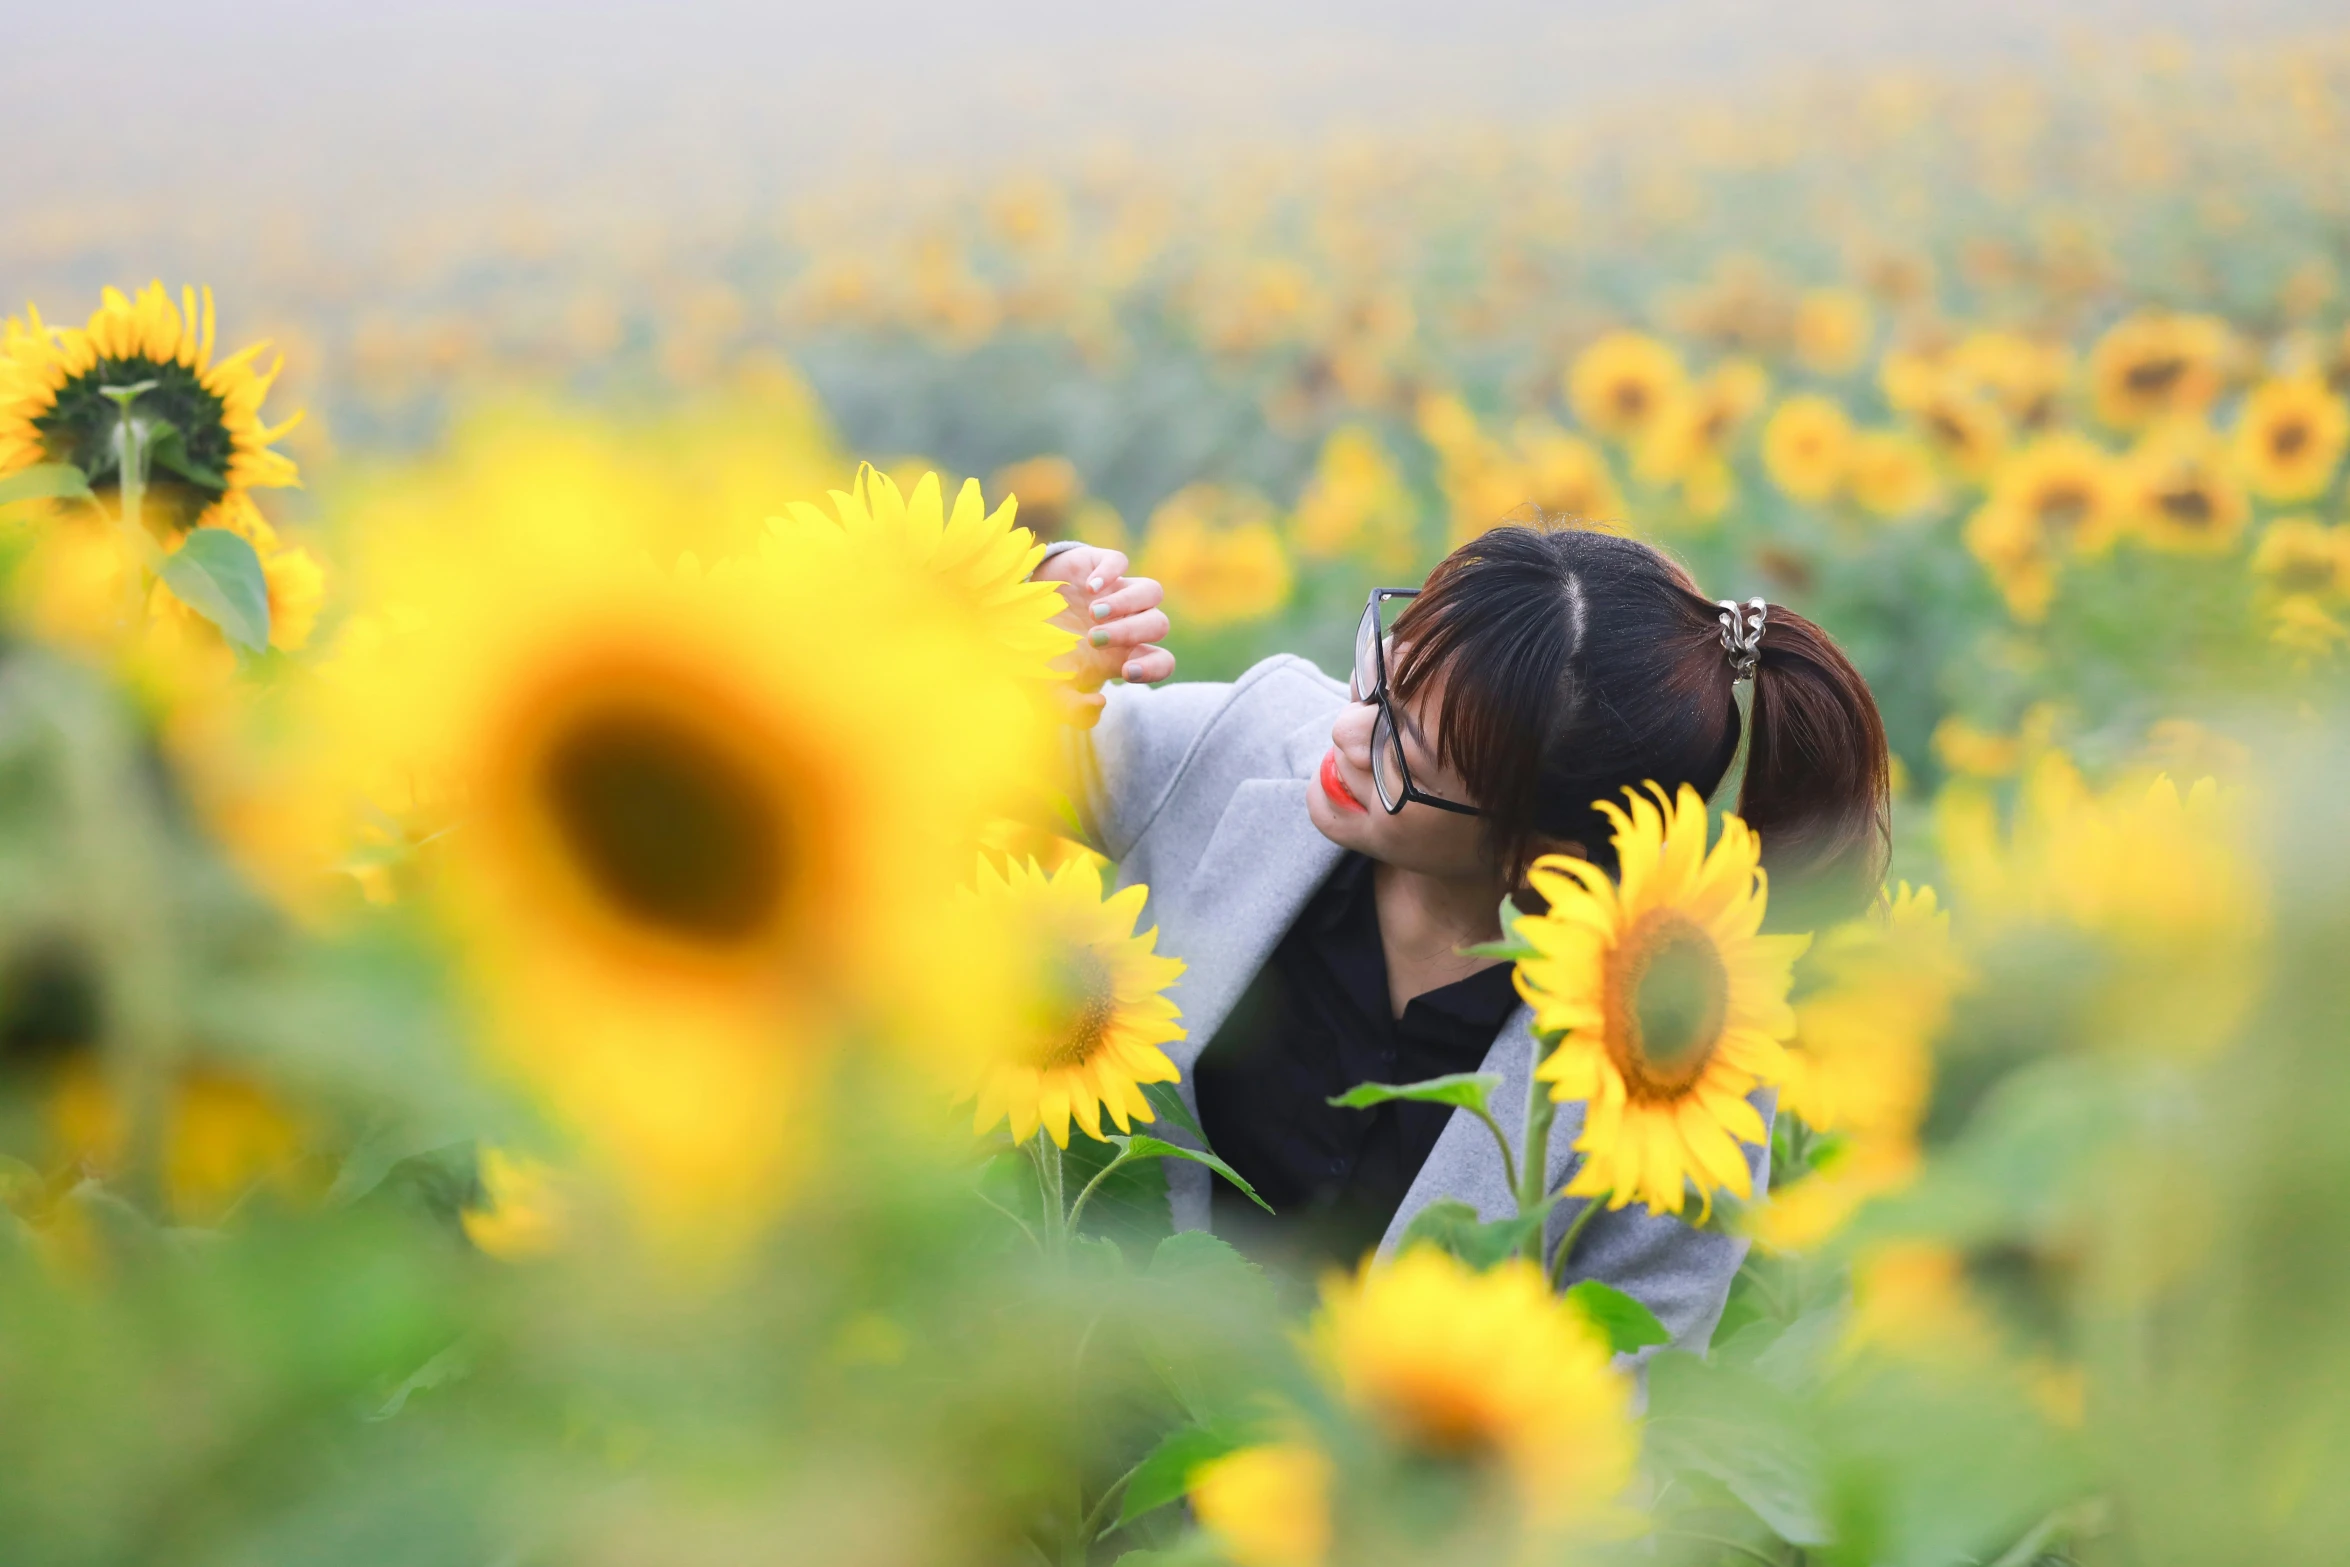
[1736,604,1890,926]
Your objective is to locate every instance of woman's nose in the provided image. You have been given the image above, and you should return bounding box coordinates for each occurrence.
[1329,699,1375,761]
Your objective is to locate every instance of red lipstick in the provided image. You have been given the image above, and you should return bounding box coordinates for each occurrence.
[1318,749,1368,813]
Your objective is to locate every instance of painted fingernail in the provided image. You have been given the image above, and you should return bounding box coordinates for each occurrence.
[1124,662,1145,680]
[1091,601,1112,620]
[1086,575,1104,592]
[1090,628,1110,647]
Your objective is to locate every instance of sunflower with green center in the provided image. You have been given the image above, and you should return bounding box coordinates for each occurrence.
[1517,782,1809,1218]
[964,854,1184,1148]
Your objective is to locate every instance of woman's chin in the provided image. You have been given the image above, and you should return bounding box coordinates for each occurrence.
[1306,783,1369,848]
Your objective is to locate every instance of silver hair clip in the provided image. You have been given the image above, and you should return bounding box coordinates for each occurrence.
[1716,597,1766,681]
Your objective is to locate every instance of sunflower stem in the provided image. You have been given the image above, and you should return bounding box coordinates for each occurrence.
[1516,1033,1558,1264]
[98,384,167,628]
[1548,1195,1603,1288]
[1029,1129,1067,1262]
[1064,1147,1137,1235]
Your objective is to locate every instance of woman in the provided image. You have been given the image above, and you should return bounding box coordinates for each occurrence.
[1034,522,1887,1350]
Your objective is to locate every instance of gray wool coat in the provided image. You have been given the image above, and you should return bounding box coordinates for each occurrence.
[1065,652,1769,1354]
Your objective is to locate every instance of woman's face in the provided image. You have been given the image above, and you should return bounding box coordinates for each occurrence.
[1306,664,1496,881]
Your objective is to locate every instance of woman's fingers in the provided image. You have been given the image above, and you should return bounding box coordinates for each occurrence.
[1085,607,1169,652]
[1118,645,1176,685]
[1074,549,1129,594]
[1082,575,1163,624]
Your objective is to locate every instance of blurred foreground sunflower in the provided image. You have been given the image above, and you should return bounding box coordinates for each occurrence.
[288,457,1053,1247]
[1518,784,1808,1218]
[963,855,1184,1149]
[1188,1443,1333,1567]
[1311,1245,1636,1527]
[772,464,1075,681]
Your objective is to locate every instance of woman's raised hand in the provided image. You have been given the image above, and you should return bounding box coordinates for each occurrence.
[1035,544,1174,726]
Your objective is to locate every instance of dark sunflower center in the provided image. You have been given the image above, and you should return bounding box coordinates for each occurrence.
[1611,913,1730,1100]
[2271,553,2338,594]
[0,940,101,1081]
[2157,483,2215,525]
[1612,382,1651,419]
[2270,419,2311,459]
[36,357,233,534]
[2124,356,2186,396]
[1033,946,1116,1070]
[1927,410,1973,453]
[538,708,787,945]
[2035,483,2092,535]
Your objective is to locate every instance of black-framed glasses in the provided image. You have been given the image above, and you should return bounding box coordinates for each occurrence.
[1350,588,1481,817]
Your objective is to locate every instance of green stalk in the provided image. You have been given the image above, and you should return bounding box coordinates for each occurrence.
[1029,1129,1067,1263]
[98,384,166,627]
[1517,1032,1557,1264]
[1548,1195,1603,1288]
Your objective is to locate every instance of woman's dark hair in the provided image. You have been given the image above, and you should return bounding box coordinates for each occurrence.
[1389,523,1889,924]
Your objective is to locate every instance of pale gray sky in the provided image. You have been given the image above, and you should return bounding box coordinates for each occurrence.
[2,0,2334,218]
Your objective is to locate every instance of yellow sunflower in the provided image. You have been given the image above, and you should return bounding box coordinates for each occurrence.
[1761,394,1854,503]
[1518,783,1809,1219]
[1189,1443,1333,1567]
[1909,381,2011,481]
[1312,1245,1637,1527]
[40,1056,317,1226]
[1293,426,1418,568]
[772,464,1076,681]
[0,284,324,654]
[2122,423,2251,553]
[286,448,1052,1249]
[1635,359,1769,519]
[1791,288,1874,376]
[1777,884,1963,1139]
[1567,330,1687,442]
[1963,434,2127,621]
[1950,330,2071,431]
[963,854,1185,1149]
[2231,375,2348,502]
[0,283,300,531]
[2251,515,2350,599]
[1140,483,1292,627]
[2088,312,2231,431]
[1844,429,1941,519]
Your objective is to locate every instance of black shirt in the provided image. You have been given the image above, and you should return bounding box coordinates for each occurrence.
[1193,852,1521,1276]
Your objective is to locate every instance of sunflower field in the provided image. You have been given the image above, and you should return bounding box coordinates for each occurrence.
[2,20,2348,1567]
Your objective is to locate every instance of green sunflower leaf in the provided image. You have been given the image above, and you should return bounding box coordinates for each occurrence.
[159,526,272,651]
[1396,1196,1548,1270]
[1116,1135,1273,1214]
[1564,1278,1671,1355]
[0,463,95,509]
[1139,1079,1212,1148]
[1115,1420,1252,1527]
[1327,1071,1502,1116]
[1459,893,1537,960]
